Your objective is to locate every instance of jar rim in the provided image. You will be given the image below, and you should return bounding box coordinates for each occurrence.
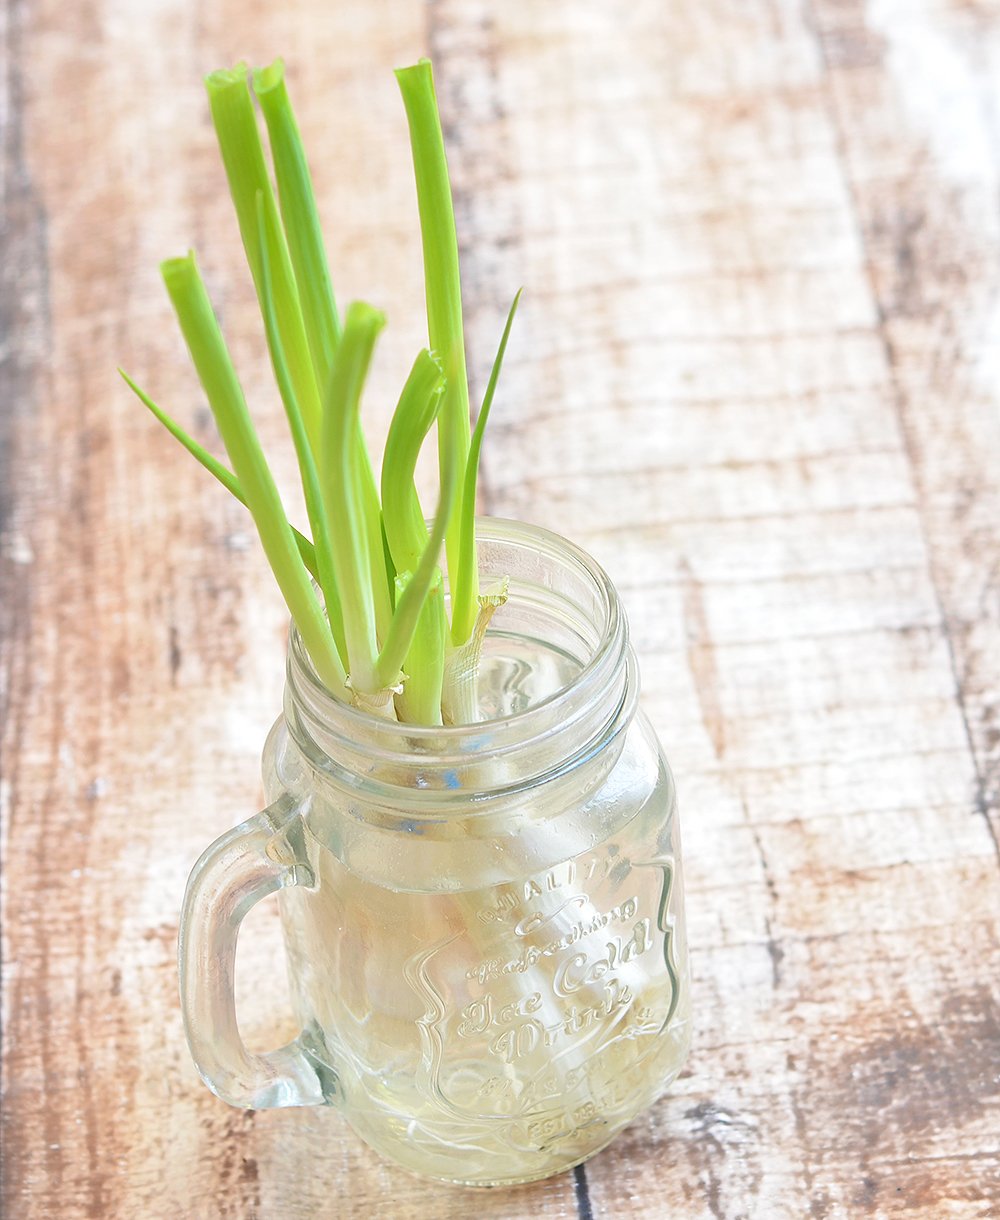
[286,516,627,754]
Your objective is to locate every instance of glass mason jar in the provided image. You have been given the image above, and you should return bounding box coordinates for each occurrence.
[179,518,691,1187]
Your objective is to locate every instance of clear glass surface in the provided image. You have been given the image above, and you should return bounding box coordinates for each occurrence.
[180,518,691,1187]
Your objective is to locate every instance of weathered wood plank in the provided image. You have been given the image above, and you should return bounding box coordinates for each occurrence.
[811,0,1000,855]
[2,0,998,1217]
[0,0,584,1213]
[457,0,1000,1216]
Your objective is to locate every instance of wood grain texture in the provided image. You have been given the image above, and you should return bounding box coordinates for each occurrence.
[2,0,998,1217]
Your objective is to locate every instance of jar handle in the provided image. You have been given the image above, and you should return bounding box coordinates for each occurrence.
[178,794,327,1109]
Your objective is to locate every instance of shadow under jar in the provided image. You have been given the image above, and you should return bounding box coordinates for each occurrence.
[179,518,692,1187]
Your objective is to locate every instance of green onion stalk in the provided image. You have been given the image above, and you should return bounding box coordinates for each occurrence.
[128,61,650,1120]
[121,57,519,725]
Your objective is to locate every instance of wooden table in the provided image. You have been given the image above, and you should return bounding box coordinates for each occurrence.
[3,0,999,1216]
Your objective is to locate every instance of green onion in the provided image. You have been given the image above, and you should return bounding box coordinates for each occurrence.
[374,403,461,692]
[320,301,385,695]
[206,65,323,453]
[130,59,521,724]
[253,59,342,385]
[393,572,447,724]
[159,251,345,692]
[255,190,347,665]
[242,60,391,648]
[353,417,395,651]
[379,350,447,715]
[451,289,521,645]
[381,350,446,574]
[395,59,474,629]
